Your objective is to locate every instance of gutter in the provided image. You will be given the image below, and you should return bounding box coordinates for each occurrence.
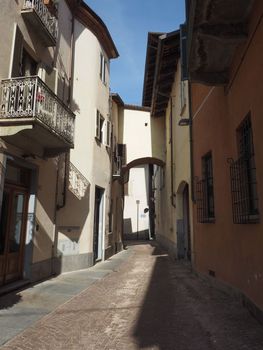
[188,81,195,203]
[170,97,176,207]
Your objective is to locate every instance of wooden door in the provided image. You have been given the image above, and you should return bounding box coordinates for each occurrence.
[0,185,29,285]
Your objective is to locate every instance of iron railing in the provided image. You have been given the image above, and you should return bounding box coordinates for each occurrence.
[0,76,75,144]
[229,157,259,224]
[22,0,58,41]
[196,178,215,223]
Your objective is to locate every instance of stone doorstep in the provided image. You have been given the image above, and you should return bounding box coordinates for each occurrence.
[0,279,31,297]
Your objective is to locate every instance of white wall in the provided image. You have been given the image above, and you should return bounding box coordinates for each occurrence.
[57,18,112,257]
[121,108,165,164]
[123,165,149,238]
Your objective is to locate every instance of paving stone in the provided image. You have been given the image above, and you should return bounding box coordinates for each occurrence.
[1,242,263,349]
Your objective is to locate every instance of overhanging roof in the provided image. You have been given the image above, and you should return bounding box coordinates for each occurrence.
[66,0,119,59]
[142,31,180,117]
[187,0,254,85]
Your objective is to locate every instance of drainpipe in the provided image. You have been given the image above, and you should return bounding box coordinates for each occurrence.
[170,97,176,208]
[52,5,75,274]
[188,81,195,203]
[187,80,196,267]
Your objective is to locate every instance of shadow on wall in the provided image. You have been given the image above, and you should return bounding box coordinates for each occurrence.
[58,184,90,234]
[123,218,132,235]
[123,218,149,241]
[29,216,63,283]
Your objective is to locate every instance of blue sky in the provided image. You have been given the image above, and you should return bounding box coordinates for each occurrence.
[85,1,185,105]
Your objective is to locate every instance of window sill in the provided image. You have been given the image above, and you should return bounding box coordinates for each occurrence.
[198,217,215,224]
[95,136,102,144]
[234,214,260,224]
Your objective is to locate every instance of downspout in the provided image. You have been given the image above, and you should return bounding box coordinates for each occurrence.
[52,7,75,273]
[170,97,176,208]
[58,5,75,211]
[188,81,195,203]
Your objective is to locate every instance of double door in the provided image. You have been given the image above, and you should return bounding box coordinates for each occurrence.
[0,185,29,286]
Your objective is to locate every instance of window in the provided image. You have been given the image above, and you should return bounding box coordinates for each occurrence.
[105,120,112,148]
[95,111,112,146]
[180,81,186,112]
[229,114,259,223]
[99,53,107,84]
[196,152,215,223]
[95,110,104,143]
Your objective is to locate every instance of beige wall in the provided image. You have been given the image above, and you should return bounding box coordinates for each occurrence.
[123,165,150,238]
[154,61,193,259]
[0,0,54,81]
[0,0,74,279]
[122,108,165,164]
[57,18,112,259]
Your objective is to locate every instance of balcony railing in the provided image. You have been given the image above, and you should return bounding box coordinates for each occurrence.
[0,76,75,145]
[22,0,58,43]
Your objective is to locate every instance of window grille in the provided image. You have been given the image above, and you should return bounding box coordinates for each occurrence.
[229,114,259,224]
[196,152,215,223]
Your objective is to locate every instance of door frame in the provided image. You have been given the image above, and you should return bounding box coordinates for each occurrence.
[0,183,29,285]
[93,186,105,262]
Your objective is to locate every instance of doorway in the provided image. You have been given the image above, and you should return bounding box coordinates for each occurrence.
[177,183,191,260]
[182,184,191,260]
[93,186,104,262]
[0,162,30,285]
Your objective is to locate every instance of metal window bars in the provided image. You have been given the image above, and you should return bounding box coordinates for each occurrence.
[196,178,214,223]
[0,76,75,145]
[228,157,259,224]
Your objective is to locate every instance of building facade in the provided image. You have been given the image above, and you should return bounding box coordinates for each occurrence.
[56,1,119,272]
[0,0,75,285]
[187,0,263,313]
[0,0,120,287]
[142,30,193,260]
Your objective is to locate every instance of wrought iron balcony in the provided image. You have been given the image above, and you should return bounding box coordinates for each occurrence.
[21,0,58,47]
[0,76,75,157]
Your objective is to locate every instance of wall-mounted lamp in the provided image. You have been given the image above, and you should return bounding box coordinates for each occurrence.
[178,118,190,126]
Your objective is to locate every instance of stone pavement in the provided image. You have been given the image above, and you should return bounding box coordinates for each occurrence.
[1,242,263,349]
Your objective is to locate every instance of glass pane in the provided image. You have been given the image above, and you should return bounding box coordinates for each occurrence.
[9,193,25,253]
[0,191,10,255]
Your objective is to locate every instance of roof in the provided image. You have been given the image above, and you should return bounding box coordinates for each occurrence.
[111,93,124,106]
[187,0,254,84]
[142,30,180,117]
[66,0,119,59]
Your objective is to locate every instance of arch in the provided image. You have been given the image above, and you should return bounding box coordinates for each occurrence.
[122,157,165,175]
[176,180,188,195]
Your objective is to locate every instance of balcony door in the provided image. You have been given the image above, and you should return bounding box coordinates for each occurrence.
[0,164,30,286]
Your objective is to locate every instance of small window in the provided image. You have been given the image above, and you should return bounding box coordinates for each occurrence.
[196,152,215,223]
[95,110,104,143]
[105,120,112,148]
[229,114,259,223]
[99,53,107,84]
[180,81,186,112]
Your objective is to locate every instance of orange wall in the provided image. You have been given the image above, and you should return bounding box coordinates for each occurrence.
[191,1,263,310]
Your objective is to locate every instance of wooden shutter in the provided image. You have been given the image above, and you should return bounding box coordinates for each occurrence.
[11,26,23,78]
[180,24,188,81]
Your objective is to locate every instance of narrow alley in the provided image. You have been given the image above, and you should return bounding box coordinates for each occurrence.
[1,242,262,350]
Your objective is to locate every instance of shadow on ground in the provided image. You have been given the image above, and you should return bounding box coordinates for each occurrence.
[132,244,207,350]
[0,292,21,310]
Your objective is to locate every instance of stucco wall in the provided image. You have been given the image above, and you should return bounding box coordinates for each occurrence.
[0,0,54,81]
[122,108,165,164]
[57,18,112,260]
[124,165,150,239]
[154,61,193,259]
[191,0,263,310]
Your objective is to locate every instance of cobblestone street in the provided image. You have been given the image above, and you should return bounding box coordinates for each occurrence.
[1,242,263,350]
